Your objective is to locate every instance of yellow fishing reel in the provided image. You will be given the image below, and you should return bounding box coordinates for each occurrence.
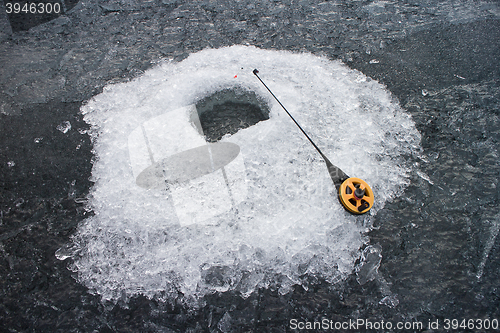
[339,177,374,214]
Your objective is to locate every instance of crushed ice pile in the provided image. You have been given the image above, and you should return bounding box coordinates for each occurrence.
[58,46,420,305]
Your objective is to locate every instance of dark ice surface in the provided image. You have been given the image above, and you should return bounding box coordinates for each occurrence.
[1,0,499,332]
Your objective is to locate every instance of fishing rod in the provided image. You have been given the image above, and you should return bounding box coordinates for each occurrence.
[253,69,373,214]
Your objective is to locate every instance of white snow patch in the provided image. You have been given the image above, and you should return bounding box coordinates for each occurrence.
[63,46,421,305]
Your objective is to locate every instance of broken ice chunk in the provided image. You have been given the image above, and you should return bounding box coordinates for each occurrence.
[379,295,400,308]
[56,121,72,133]
[355,244,382,285]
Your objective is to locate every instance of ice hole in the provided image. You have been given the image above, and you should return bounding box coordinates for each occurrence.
[193,88,270,142]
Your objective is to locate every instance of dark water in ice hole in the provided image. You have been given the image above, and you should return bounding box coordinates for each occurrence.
[195,89,270,142]
[0,0,499,332]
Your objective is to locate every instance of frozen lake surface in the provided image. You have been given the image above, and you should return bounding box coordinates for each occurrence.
[1,0,499,332]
